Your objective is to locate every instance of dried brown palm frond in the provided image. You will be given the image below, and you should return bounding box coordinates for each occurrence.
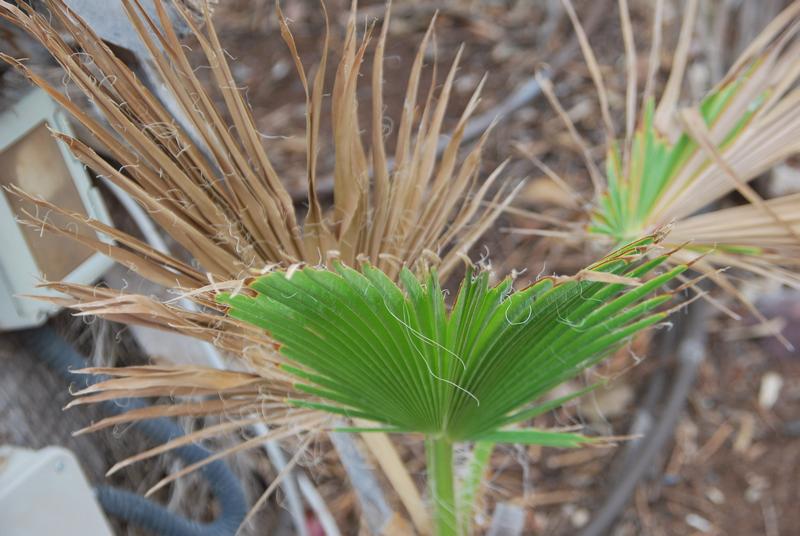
[1,0,514,285]
[514,0,800,340]
[1,0,515,527]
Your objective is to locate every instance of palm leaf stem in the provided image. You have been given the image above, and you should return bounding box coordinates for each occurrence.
[426,436,457,536]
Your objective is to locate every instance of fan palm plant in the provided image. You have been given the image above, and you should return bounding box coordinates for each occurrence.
[2,0,696,534]
[518,0,800,341]
[71,232,689,536]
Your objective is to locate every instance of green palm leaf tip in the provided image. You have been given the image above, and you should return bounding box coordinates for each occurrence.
[218,238,686,444]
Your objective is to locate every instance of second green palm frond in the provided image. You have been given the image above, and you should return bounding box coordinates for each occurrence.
[523,0,800,334]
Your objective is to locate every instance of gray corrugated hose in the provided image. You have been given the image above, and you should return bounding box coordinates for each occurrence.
[17,326,248,536]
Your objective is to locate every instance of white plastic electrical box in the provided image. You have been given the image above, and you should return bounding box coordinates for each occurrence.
[0,445,113,535]
[0,89,114,330]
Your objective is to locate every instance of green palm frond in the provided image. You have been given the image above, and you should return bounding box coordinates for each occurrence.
[213,234,687,534]
[218,234,685,444]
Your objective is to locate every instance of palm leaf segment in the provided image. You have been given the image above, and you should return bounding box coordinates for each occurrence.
[595,89,761,246]
[220,236,685,444]
[558,1,800,291]
[506,1,800,352]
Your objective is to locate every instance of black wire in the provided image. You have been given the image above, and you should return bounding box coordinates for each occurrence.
[579,301,709,536]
